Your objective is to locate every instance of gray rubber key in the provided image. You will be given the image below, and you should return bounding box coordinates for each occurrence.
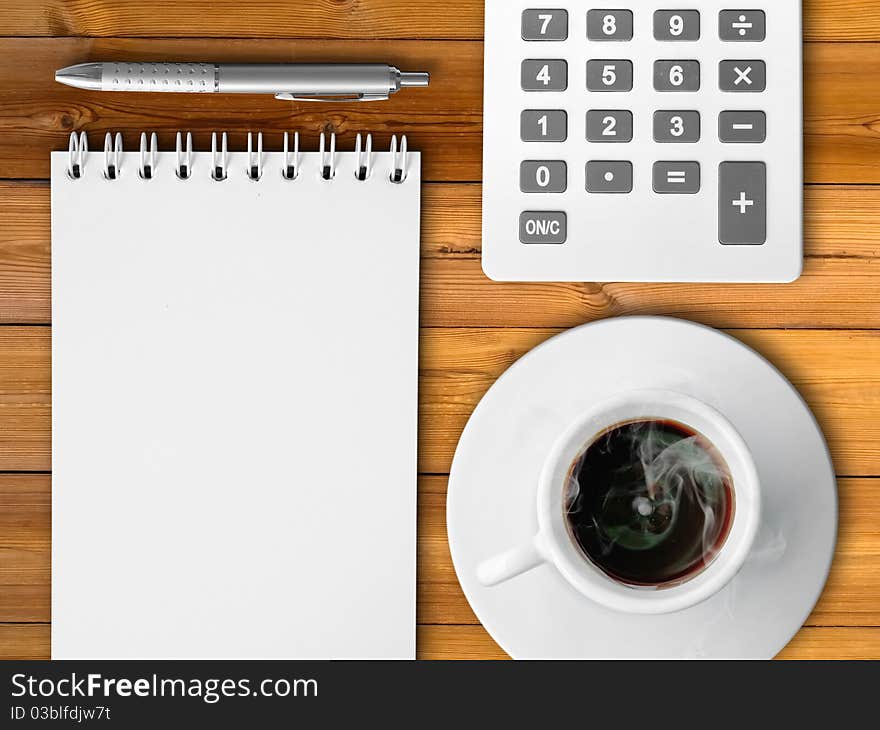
[586,110,633,142]
[654,10,701,41]
[521,110,568,142]
[719,111,766,143]
[522,59,568,91]
[654,60,700,92]
[586,60,633,92]
[587,9,634,41]
[654,162,701,194]
[654,111,701,142]
[522,9,569,41]
[586,161,633,193]
[719,162,766,244]
[719,10,766,42]
[521,160,567,193]
[520,211,567,244]
[719,60,766,92]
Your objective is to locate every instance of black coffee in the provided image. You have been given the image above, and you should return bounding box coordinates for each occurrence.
[564,419,734,587]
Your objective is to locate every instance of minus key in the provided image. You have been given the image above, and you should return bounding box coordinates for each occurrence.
[719,111,766,143]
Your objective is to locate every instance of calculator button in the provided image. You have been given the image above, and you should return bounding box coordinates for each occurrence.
[520,211,567,245]
[654,162,701,194]
[654,60,700,92]
[719,60,766,92]
[522,59,568,91]
[522,9,569,41]
[587,10,634,41]
[586,161,633,194]
[654,10,700,41]
[521,160,567,193]
[654,111,701,143]
[719,162,766,245]
[521,110,568,142]
[586,60,633,92]
[719,10,766,42]
[719,111,766,143]
[586,110,633,142]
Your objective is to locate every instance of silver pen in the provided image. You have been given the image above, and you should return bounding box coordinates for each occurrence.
[55,62,430,102]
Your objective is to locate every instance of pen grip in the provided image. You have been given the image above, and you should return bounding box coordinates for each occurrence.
[102,62,216,92]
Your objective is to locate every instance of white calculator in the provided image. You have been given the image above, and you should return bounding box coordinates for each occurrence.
[482,1,803,283]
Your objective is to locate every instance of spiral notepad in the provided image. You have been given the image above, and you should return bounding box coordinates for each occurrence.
[51,131,420,659]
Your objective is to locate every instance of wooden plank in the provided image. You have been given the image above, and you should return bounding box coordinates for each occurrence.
[0,0,485,40]
[4,475,878,628]
[0,623,876,661]
[419,327,880,477]
[0,40,877,182]
[0,624,49,660]
[0,1,875,42]
[804,42,880,184]
[0,475,49,623]
[2,326,880,475]
[421,257,880,330]
[0,182,48,324]
[423,184,880,262]
[417,626,880,660]
[419,476,880,628]
[0,38,482,182]
[777,628,880,660]
[2,183,880,328]
[0,327,49,472]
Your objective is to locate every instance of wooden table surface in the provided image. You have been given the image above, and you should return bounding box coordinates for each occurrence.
[0,0,878,660]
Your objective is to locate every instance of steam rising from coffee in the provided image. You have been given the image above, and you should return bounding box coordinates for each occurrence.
[565,419,735,588]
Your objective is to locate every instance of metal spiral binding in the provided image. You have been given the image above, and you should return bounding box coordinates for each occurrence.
[211,132,229,181]
[67,132,88,179]
[246,132,263,181]
[390,135,408,184]
[103,132,123,180]
[319,132,336,180]
[354,133,373,181]
[65,132,411,183]
[282,132,299,180]
[139,132,158,179]
[176,132,193,180]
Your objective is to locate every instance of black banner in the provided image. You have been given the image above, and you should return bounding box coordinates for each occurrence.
[0,661,875,726]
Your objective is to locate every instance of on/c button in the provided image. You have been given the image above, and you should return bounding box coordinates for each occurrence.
[520,211,567,245]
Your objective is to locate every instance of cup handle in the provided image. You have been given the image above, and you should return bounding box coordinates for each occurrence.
[477,534,548,587]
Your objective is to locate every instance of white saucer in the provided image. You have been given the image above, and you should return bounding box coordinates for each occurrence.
[447,317,837,659]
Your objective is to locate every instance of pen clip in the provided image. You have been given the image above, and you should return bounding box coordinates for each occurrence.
[273,92,390,103]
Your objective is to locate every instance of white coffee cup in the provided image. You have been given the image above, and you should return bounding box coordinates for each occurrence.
[476,389,761,615]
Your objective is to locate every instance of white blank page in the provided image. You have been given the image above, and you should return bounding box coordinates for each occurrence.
[51,148,420,659]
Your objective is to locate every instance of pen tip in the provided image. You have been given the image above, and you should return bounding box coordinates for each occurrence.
[400,72,430,88]
[55,63,103,91]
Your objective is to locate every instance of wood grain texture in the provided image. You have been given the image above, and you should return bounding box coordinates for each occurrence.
[0,38,481,182]
[0,625,49,660]
[1,474,876,659]
[0,327,49,473]
[420,327,880,477]
[0,0,876,661]
[2,326,880,475]
[0,1,875,42]
[417,476,880,628]
[2,183,880,328]
[0,40,878,182]
[0,476,49,623]
[4,625,880,661]
[416,626,880,660]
